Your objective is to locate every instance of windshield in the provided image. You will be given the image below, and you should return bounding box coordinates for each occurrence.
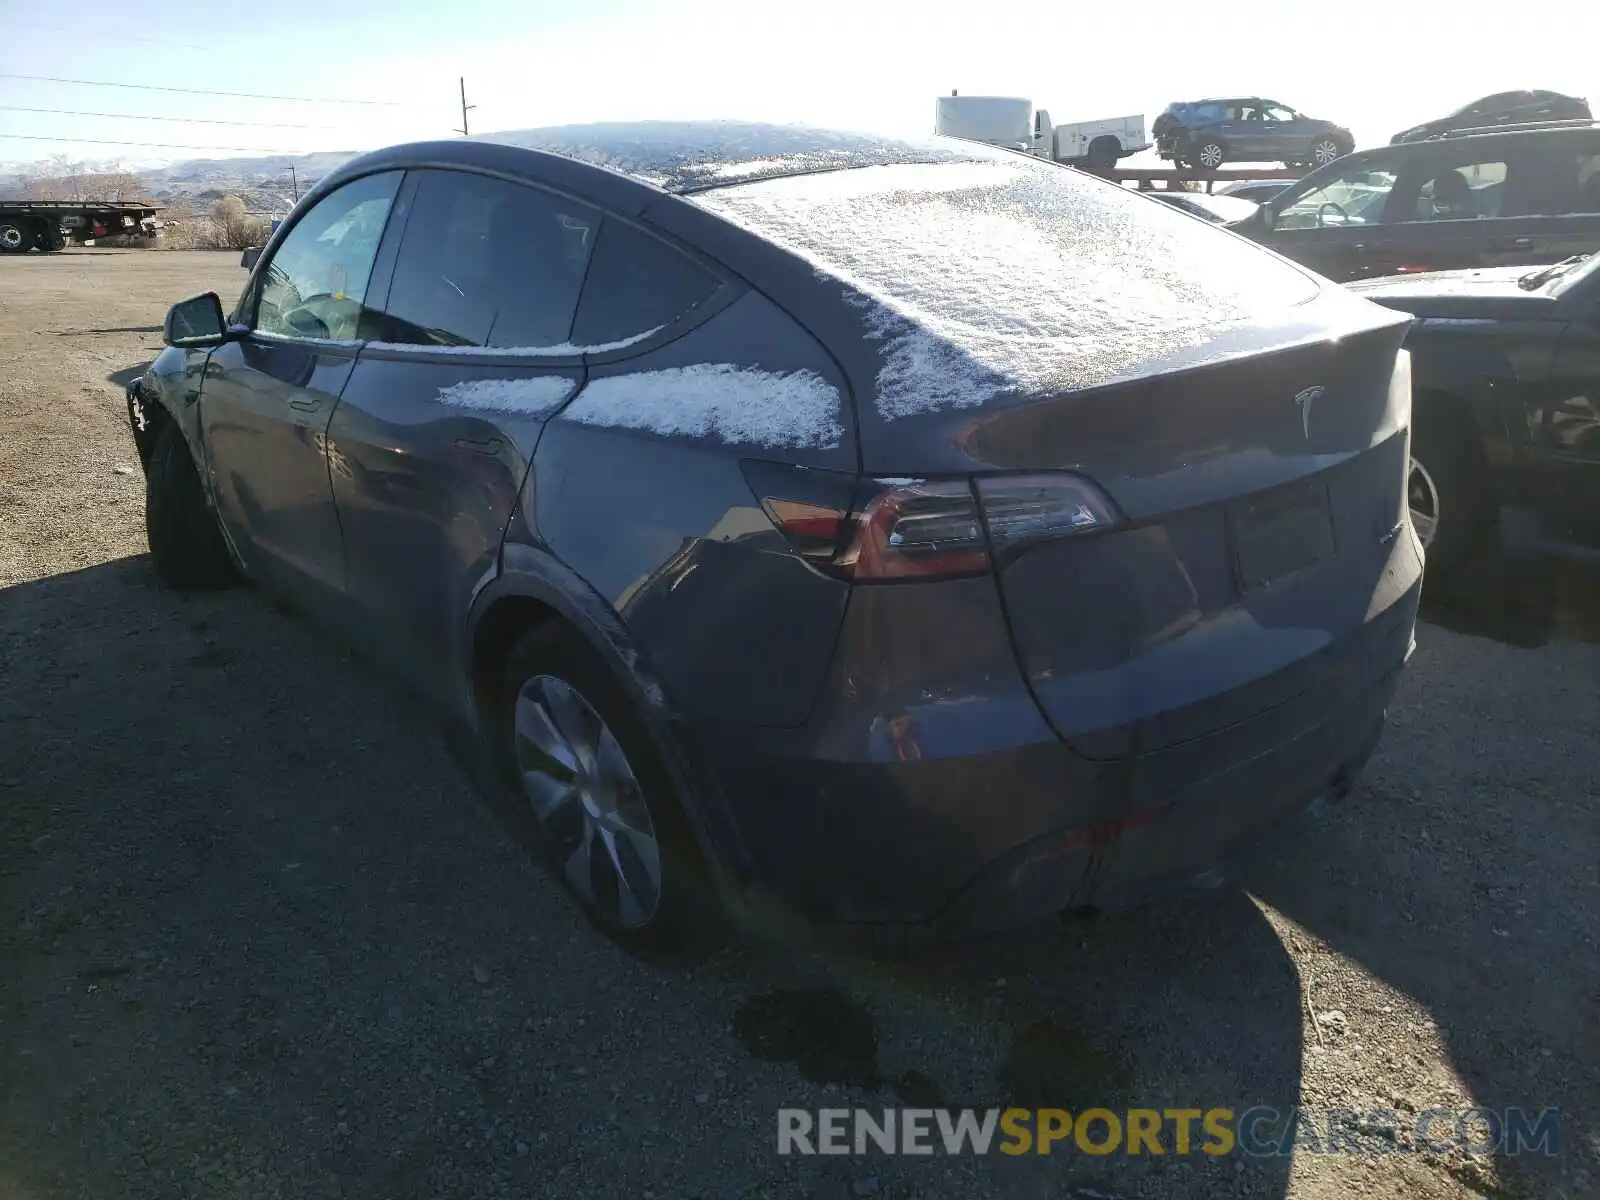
[1273,166,1397,229]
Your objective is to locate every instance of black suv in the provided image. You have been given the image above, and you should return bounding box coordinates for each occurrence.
[1392,90,1591,144]
[1153,98,1353,170]
[1348,253,1600,570]
[1232,123,1600,282]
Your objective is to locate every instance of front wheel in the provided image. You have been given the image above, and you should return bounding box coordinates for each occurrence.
[0,220,28,254]
[145,420,238,590]
[499,625,720,956]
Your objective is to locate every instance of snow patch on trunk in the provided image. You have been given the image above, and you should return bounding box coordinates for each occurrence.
[565,365,844,449]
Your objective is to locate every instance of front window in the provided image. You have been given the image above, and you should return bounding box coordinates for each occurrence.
[252,171,400,342]
[1262,105,1298,123]
[1274,166,1399,229]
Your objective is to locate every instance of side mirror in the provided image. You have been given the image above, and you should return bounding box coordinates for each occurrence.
[163,292,229,348]
[241,246,262,269]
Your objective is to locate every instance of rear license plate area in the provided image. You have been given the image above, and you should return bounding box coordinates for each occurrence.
[1231,480,1336,591]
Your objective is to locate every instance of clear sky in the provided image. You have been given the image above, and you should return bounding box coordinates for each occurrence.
[1,0,1594,169]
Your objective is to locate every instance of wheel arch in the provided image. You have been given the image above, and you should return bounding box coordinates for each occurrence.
[467,546,752,890]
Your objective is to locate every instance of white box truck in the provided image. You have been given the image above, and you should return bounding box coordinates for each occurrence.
[935,92,1149,170]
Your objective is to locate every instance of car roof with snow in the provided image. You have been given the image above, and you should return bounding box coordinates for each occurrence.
[470,121,1003,193]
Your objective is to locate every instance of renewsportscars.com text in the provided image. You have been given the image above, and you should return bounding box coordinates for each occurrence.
[777,1107,1561,1158]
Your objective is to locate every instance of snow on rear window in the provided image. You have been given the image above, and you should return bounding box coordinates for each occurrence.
[564,364,843,449]
[695,160,1319,419]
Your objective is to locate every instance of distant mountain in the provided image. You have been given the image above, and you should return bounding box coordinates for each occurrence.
[0,149,363,213]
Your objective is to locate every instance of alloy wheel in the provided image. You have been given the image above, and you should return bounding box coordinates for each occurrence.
[513,674,662,929]
[1313,139,1341,165]
[1408,457,1440,548]
[1199,143,1225,169]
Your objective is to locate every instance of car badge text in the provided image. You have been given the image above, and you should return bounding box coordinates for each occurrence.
[1294,386,1325,440]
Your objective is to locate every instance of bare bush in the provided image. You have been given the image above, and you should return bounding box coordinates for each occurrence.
[153,200,270,251]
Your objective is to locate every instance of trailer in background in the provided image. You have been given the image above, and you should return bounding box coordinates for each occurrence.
[935,92,1150,170]
[0,200,163,254]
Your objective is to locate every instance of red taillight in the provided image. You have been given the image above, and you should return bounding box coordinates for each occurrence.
[839,480,990,580]
[745,462,1123,583]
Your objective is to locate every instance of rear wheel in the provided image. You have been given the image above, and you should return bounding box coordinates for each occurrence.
[1193,139,1226,170]
[35,222,65,252]
[498,624,720,956]
[145,420,238,590]
[1085,136,1120,172]
[0,220,28,254]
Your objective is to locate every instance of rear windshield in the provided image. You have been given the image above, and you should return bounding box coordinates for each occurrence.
[695,158,1319,417]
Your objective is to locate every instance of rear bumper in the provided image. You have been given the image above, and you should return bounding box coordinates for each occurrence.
[695,566,1421,940]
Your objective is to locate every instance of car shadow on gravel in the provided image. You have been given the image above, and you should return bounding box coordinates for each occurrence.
[1243,630,1599,1197]
[0,555,1305,1200]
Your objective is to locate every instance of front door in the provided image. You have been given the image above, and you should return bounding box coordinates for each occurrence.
[326,167,598,708]
[1260,161,1401,280]
[200,170,403,598]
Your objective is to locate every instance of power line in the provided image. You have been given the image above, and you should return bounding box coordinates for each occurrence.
[0,133,313,154]
[0,72,403,106]
[0,105,336,130]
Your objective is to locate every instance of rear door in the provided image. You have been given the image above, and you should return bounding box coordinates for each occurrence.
[201,170,402,598]
[1515,134,1600,262]
[326,167,598,709]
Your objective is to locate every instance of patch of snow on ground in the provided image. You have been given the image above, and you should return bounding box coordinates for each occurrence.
[436,376,577,414]
[565,365,844,449]
[698,160,1318,419]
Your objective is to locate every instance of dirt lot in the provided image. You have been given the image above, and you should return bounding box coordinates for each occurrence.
[1,249,1596,1200]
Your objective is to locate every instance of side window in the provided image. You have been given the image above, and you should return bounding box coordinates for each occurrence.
[377,170,598,350]
[1262,106,1296,123]
[1274,166,1399,229]
[568,220,720,349]
[254,171,400,342]
[1410,160,1507,221]
[1523,147,1600,214]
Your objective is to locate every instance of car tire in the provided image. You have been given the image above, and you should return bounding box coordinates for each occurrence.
[0,220,28,254]
[145,420,239,590]
[1193,139,1227,170]
[1085,136,1120,172]
[1409,394,1489,575]
[1311,138,1344,166]
[497,623,722,957]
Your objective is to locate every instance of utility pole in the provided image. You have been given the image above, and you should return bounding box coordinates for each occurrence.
[455,77,475,137]
[286,164,299,202]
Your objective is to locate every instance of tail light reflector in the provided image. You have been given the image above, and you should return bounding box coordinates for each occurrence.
[745,462,1123,583]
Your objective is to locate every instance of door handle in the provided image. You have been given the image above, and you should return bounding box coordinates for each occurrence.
[289,397,322,413]
[1499,237,1534,250]
[453,436,503,456]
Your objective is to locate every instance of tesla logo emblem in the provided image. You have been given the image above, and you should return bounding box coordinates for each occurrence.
[1294,386,1324,440]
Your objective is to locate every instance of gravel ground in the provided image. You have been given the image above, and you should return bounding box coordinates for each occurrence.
[1,249,1596,1200]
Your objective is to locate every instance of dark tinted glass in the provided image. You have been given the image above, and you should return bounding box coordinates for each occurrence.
[569,219,719,348]
[379,170,597,350]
